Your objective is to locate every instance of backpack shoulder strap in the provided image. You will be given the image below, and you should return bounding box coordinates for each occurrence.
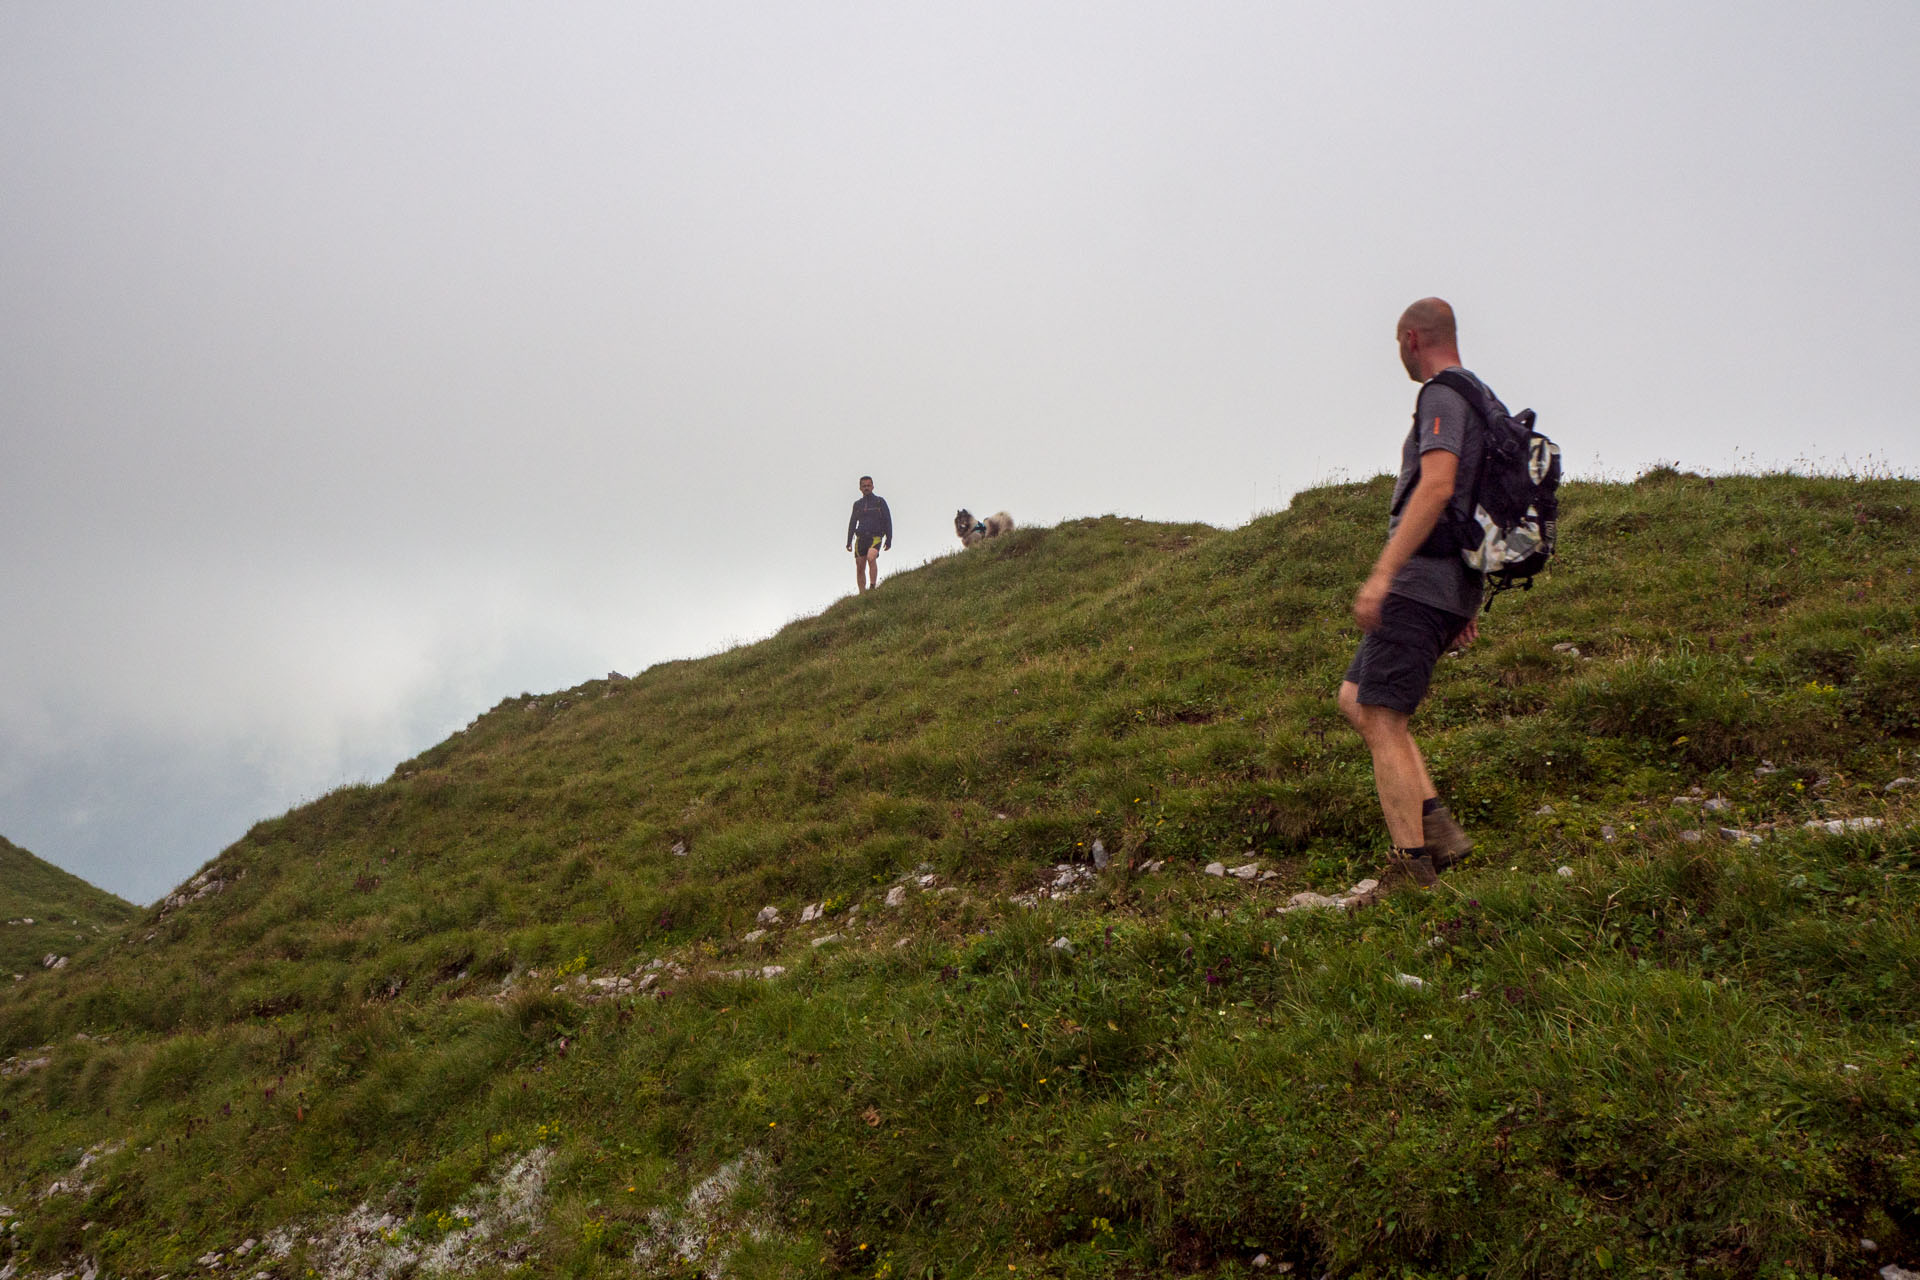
[1428,368,1498,424]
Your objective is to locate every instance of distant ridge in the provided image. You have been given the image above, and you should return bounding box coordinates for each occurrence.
[0,833,137,976]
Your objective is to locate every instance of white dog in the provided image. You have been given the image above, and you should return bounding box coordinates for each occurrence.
[954,509,1015,547]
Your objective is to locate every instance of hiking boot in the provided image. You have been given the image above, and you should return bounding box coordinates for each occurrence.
[1376,850,1439,891]
[1424,805,1475,871]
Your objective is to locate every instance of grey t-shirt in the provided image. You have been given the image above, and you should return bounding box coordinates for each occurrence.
[1384,368,1487,618]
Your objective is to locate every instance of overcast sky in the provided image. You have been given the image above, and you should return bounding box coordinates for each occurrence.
[4,2,1916,905]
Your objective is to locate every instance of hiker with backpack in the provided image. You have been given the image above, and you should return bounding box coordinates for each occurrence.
[1338,297,1559,893]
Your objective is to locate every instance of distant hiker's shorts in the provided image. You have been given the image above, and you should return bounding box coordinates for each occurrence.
[1344,595,1471,716]
[855,535,884,556]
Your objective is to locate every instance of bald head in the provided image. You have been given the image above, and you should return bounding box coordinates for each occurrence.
[1395,297,1461,382]
[1398,297,1456,346]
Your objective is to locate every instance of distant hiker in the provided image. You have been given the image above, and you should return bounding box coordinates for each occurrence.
[1338,297,1497,892]
[847,475,893,593]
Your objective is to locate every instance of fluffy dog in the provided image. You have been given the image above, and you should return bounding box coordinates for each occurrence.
[954,509,1015,547]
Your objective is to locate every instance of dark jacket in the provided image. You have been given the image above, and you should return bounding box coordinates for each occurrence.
[847,493,892,545]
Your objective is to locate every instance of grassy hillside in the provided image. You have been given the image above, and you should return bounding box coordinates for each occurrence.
[0,835,137,978]
[2,470,1918,1279]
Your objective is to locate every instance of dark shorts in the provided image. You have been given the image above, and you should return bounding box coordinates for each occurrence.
[855,534,884,556]
[1343,595,1470,716]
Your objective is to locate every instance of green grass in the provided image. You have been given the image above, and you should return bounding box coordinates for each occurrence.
[3,470,1919,1278]
[0,835,137,978]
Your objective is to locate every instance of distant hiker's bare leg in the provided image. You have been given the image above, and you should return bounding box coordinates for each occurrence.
[855,554,867,592]
[1338,680,1427,849]
[865,547,881,588]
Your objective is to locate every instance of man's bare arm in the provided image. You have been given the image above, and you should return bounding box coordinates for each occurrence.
[1352,450,1458,632]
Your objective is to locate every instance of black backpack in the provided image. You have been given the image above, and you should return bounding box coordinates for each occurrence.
[1409,369,1562,610]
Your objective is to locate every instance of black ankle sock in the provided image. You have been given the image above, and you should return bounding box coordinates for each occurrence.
[1421,797,1442,816]
[1396,845,1431,859]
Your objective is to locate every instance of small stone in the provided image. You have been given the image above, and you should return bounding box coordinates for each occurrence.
[1887,777,1916,792]
[1259,870,1279,881]
[1137,859,1164,874]
[800,903,822,924]
[916,874,937,888]
[1556,866,1574,878]
[761,966,786,979]
[1843,1063,1860,1073]
[671,841,688,857]
[1251,1255,1270,1270]
[810,934,842,949]
[1049,936,1074,954]
[1090,839,1109,869]
[1754,761,1781,778]
[1349,878,1380,895]
[757,905,780,924]
[1282,892,1341,912]
[1702,796,1731,813]
[1671,796,1696,807]
[1429,936,1446,948]
[1205,862,1226,877]
[1230,862,1260,880]
[743,929,767,943]
[1600,825,1617,842]
[1860,1238,1876,1252]
[994,812,1009,820]
[1551,642,1581,656]
[1720,828,1761,844]
[1392,973,1426,989]
[235,1239,256,1257]
[1880,1264,1920,1280]
[1680,830,1703,843]
[885,885,908,907]
[1535,803,1556,816]
[1806,817,1884,835]
[41,955,66,970]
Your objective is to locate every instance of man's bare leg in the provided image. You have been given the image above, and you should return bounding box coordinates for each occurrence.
[865,547,881,589]
[1338,679,1435,849]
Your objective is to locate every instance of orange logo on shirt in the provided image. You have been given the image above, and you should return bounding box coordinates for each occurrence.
[1432,416,1441,435]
